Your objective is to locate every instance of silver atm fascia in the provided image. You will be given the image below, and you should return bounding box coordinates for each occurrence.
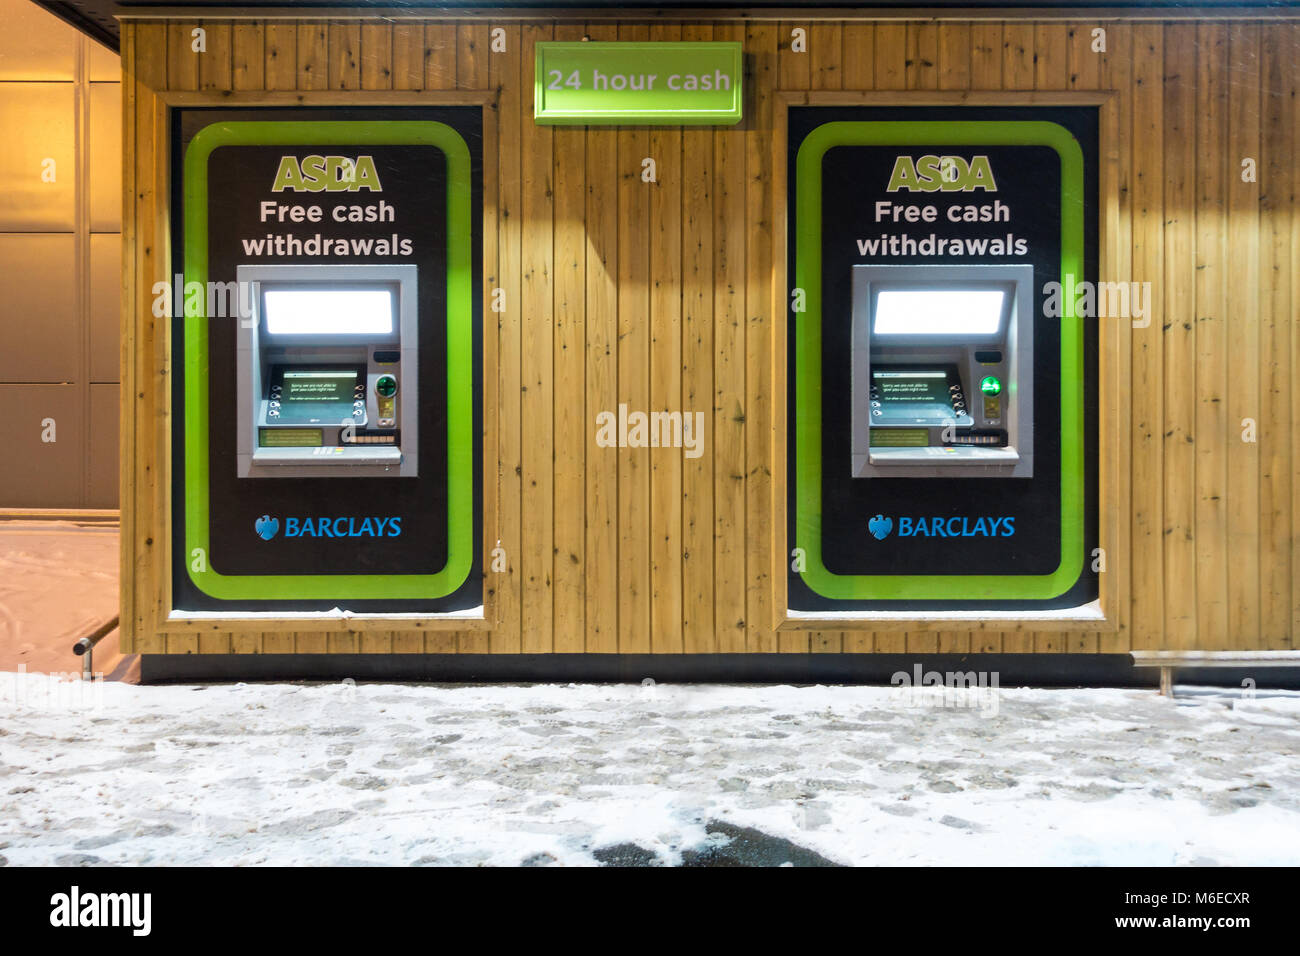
[236,264,419,479]
[851,263,1035,479]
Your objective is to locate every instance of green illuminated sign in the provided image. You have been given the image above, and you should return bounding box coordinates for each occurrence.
[534,42,743,126]
[980,376,1002,395]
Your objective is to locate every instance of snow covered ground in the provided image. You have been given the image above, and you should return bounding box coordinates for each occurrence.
[2,675,1299,866]
[0,521,123,676]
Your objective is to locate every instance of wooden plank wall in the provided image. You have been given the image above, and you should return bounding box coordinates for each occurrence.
[121,16,1300,654]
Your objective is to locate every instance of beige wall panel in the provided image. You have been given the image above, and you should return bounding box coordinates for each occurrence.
[0,233,77,382]
[89,232,119,383]
[0,0,76,81]
[89,82,122,232]
[0,384,82,506]
[0,82,75,231]
[87,38,120,82]
[88,382,118,508]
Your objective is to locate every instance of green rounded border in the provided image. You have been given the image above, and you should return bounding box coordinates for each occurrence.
[182,120,475,601]
[793,120,1087,602]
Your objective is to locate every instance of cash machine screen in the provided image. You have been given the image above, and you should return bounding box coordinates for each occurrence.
[267,366,365,425]
[871,365,967,425]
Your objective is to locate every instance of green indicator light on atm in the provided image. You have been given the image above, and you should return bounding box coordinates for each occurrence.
[980,376,1002,396]
[375,375,398,398]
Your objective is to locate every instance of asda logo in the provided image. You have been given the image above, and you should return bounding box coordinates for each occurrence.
[271,154,382,192]
[886,155,997,193]
[254,514,402,540]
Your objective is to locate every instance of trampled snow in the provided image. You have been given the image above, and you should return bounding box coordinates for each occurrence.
[2,676,1298,866]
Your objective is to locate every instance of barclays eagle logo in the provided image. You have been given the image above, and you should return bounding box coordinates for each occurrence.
[254,514,280,541]
[868,514,893,540]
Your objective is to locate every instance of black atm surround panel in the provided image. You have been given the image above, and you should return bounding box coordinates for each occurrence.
[170,105,485,613]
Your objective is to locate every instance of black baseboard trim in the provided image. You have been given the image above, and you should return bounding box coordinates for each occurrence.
[137,652,1300,689]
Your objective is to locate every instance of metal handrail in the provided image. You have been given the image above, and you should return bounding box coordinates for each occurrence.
[72,616,119,680]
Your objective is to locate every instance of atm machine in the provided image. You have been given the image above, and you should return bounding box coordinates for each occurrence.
[851,263,1034,479]
[236,263,419,478]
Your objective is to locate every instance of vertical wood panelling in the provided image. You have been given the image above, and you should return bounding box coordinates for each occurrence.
[970,21,1002,89]
[231,22,264,91]
[907,22,939,90]
[520,22,555,654]
[874,22,906,90]
[1193,23,1230,652]
[1225,23,1261,650]
[121,16,1300,658]
[1162,25,1198,650]
[426,23,456,90]
[774,22,806,655]
[492,21,523,654]
[938,22,971,91]
[841,23,874,91]
[360,23,392,90]
[1098,22,1134,656]
[1066,22,1099,91]
[328,22,361,90]
[616,21,652,654]
[158,23,200,655]
[747,22,778,652]
[682,21,717,654]
[391,22,424,91]
[296,22,327,91]
[121,21,137,651]
[1258,25,1294,648]
[1291,23,1300,650]
[167,23,197,91]
[583,21,620,654]
[810,22,842,91]
[198,23,232,91]
[1130,24,1166,652]
[264,22,296,91]
[552,21,588,654]
[712,20,747,654]
[649,22,685,654]
[1066,20,1101,655]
